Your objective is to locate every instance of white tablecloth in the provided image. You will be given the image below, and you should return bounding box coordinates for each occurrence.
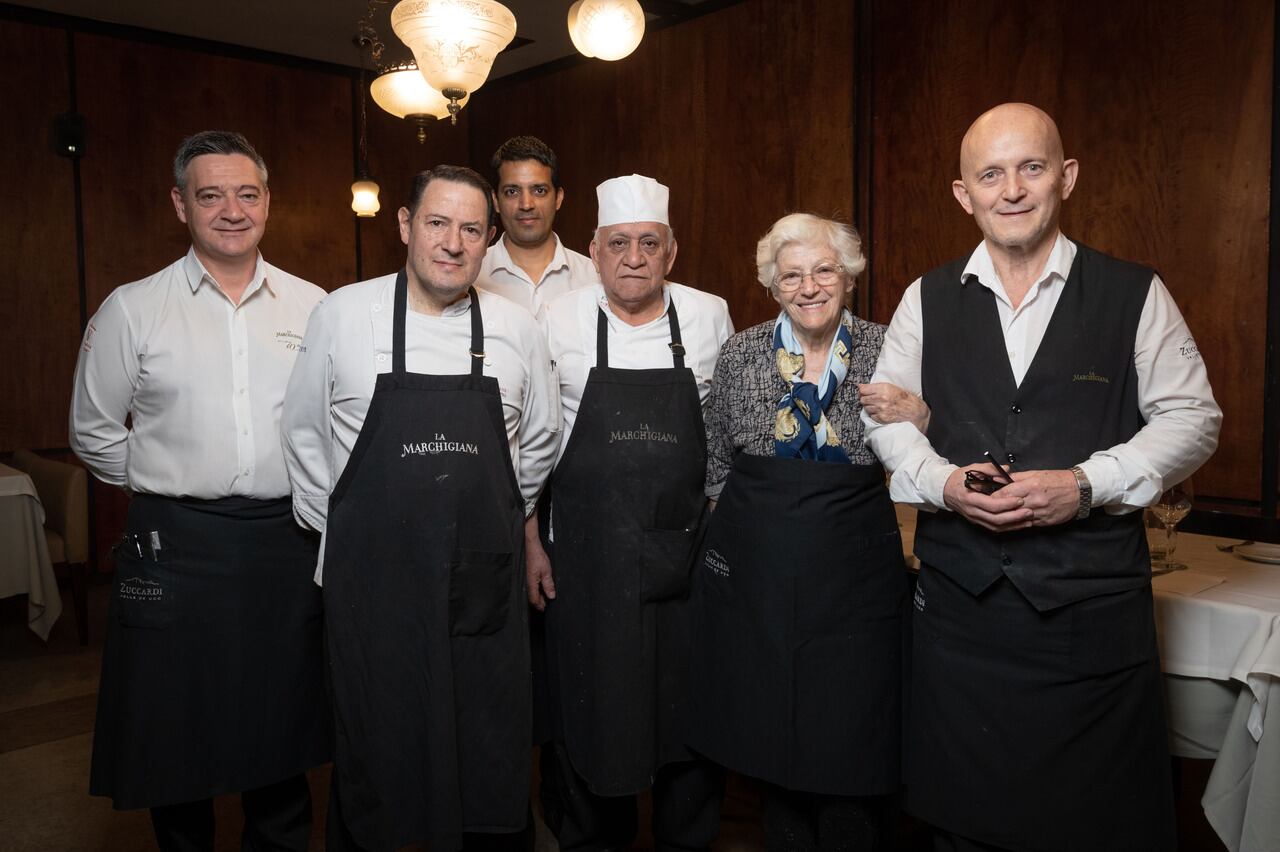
[0,462,61,640]
[1152,532,1280,852]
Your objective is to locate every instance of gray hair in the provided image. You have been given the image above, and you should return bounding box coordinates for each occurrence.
[756,213,866,291]
[591,223,676,249]
[173,131,268,192]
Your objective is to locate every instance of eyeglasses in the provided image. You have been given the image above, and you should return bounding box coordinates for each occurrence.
[963,450,1014,495]
[774,264,844,292]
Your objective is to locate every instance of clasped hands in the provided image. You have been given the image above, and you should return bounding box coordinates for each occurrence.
[942,464,1080,532]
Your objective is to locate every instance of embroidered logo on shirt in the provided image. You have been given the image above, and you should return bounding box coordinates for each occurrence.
[1071,371,1110,384]
[1179,336,1201,360]
[274,329,306,352]
[609,422,679,445]
[119,576,164,603]
[913,580,926,612]
[704,548,730,578]
[401,433,480,458]
[81,321,97,353]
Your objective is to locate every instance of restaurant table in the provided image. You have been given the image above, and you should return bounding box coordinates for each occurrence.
[895,507,1280,852]
[0,461,61,640]
[1153,532,1280,852]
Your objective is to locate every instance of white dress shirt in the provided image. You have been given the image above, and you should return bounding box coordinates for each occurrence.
[864,233,1222,513]
[475,233,598,319]
[70,248,325,499]
[281,275,559,578]
[543,282,735,466]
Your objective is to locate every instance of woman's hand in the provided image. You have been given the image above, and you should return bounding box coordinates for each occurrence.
[858,382,930,433]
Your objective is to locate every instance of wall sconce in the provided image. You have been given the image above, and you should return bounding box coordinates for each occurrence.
[391,0,517,125]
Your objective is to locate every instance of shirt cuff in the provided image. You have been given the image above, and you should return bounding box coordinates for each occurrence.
[292,493,328,533]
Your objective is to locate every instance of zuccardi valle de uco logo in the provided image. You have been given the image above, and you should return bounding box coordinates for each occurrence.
[609,422,679,445]
[401,433,480,458]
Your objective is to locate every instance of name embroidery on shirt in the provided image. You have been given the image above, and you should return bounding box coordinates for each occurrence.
[609,422,679,445]
[274,330,306,352]
[1071,371,1110,384]
[401,433,480,458]
[1178,336,1201,360]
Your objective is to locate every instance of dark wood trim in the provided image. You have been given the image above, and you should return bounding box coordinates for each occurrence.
[1263,3,1280,520]
[853,0,874,319]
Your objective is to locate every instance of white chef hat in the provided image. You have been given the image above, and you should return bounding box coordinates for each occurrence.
[596,174,670,228]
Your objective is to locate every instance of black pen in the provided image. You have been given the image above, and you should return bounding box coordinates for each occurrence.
[983,450,1014,483]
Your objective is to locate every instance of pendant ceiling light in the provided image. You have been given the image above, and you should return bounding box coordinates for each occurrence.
[391,0,517,125]
[568,0,646,62]
[351,67,381,218]
[370,61,470,143]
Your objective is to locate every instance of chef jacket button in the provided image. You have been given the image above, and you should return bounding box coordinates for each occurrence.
[372,304,381,312]
[377,354,387,362]
[1002,554,1012,566]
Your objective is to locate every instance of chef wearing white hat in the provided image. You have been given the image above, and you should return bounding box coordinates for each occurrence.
[529,174,734,851]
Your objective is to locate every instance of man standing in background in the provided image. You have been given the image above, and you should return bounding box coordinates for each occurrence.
[476,135,597,318]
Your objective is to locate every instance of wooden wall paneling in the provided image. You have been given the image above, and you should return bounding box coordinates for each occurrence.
[467,0,856,332]
[74,32,357,306]
[0,20,79,452]
[357,102,474,282]
[868,0,1272,505]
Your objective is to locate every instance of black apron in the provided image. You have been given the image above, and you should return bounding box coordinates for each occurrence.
[687,452,906,796]
[323,275,529,852]
[905,565,1175,851]
[90,494,330,810]
[545,303,707,796]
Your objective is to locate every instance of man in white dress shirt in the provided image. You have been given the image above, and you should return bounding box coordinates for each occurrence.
[530,174,733,851]
[71,130,330,852]
[862,103,1222,851]
[281,165,557,851]
[475,135,597,318]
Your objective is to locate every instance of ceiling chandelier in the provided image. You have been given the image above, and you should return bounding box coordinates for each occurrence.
[568,0,646,61]
[356,0,648,141]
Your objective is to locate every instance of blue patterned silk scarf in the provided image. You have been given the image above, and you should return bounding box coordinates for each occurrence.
[773,310,854,463]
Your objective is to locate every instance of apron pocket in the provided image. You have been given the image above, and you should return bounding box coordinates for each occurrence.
[449,549,514,636]
[640,527,698,603]
[113,547,175,630]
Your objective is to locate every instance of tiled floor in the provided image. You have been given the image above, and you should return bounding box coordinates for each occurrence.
[0,576,1224,851]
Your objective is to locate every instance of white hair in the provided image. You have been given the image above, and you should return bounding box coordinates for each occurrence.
[756,213,866,291]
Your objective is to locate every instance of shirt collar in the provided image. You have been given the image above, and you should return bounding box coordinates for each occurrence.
[596,282,672,326]
[489,233,570,280]
[182,247,272,298]
[380,271,474,318]
[960,232,1077,295]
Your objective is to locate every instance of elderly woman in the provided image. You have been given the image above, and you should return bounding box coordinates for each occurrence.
[686,213,924,850]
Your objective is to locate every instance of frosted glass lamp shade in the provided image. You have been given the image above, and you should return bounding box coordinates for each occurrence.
[351,180,381,217]
[572,0,645,62]
[391,0,516,98]
[370,63,468,120]
[567,1,593,58]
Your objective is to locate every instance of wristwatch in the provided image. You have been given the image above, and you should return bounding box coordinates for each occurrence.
[1069,466,1093,520]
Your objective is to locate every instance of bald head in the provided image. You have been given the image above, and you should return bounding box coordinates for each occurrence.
[960,103,1065,176]
[952,102,1078,259]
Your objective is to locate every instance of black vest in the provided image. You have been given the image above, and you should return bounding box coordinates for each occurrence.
[915,243,1152,611]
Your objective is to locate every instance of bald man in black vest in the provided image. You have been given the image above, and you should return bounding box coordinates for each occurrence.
[861,103,1222,851]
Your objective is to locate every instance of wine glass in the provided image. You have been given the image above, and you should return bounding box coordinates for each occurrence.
[1146,478,1194,575]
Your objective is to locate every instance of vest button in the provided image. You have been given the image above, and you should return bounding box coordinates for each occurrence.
[1002,554,1013,566]
[1010,404,1022,414]
[1007,453,1016,463]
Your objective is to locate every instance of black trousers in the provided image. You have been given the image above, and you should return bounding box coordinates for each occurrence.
[149,774,312,852]
[540,742,725,852]
[760,783,892,852]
